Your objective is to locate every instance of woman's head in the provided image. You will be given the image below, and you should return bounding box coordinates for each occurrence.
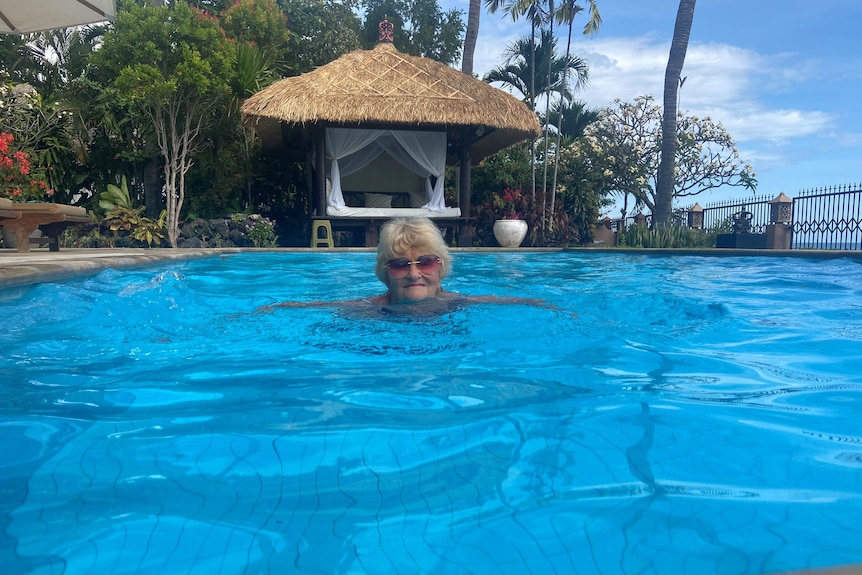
[375,217,452,302]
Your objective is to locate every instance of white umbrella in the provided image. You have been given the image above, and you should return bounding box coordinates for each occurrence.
[0,0,115,34]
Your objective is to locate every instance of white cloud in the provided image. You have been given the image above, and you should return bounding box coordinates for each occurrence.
[481,33,837,146]
[466,13,859,196]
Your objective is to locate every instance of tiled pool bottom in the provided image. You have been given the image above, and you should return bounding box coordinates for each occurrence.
[8,384,859,575]
[2,251,862,574]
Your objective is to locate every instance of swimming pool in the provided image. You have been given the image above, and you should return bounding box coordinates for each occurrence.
[1,251,861,574]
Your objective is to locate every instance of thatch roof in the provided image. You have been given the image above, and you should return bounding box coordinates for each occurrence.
[241,42,540,163]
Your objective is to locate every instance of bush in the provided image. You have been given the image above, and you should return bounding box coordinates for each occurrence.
[621,223,716,248]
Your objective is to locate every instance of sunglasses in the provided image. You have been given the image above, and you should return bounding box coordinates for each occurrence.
[385,255,441,278]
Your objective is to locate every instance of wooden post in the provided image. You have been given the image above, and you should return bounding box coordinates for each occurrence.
[314,128,326,218]
[458,130,473,246]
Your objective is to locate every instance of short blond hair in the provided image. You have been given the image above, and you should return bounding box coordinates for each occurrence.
[375,217,452,283]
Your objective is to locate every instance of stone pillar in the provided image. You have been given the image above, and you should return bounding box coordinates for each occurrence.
[593,217,617,246]
[688,203,703,229]
[767,192,793,249]
[767,223,792,250]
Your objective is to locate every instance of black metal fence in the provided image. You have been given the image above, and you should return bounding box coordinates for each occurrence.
[700,195,773,234]
[695,183,862,250]
[792,184,862,250]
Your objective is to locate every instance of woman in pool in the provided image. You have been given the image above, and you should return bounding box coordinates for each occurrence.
[370,216,455,305]
[264,217,544,312]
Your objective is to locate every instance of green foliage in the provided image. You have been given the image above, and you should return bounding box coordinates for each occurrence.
[185,143,247,218]
[544,99,600,146]
[469,142,532,205]
[220,0,290,51]
[554,140,611,242]
[620,222,715,248]
[281,0,362,75]
[0,132,55,202]
[98,175,134,213]
[97,3,234,103]
[105,205,167,247]
[238,213,278,247]
[360,0,464,65]
[0,78,78,198]
[484,30,576,108]
[93,1,237,246]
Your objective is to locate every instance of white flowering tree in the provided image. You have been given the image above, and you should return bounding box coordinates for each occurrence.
[574,95,756,219]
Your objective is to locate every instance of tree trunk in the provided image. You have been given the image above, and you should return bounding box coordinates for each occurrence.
[654,0,696,228]
[550,18,576,225]
[540,1,555,233]
[461,0,481,75]
[530,21,537,201]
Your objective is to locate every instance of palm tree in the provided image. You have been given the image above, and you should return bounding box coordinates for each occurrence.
[485,0,546,200]
[462,0,481,75]
[485,30,574,107]
[543,99,598,145]
[0,33,46,87]
[654,0,696,228]
[548,0,600,218]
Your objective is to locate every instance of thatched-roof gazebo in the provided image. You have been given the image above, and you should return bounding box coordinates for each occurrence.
[241,21,540,246]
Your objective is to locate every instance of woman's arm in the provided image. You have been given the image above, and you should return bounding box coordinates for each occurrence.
[256,294,389,313]
[461,294,548,306]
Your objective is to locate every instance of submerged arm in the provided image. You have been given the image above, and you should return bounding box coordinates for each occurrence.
[256,294,388,313]
[462,294,549,306]
[461,294,577,317]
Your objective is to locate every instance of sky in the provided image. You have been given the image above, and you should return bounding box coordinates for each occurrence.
[442,0,862,214]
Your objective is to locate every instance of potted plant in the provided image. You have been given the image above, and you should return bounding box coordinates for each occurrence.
[492,187,528,247]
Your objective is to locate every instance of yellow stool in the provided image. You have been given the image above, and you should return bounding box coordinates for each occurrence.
[310,219,334,248]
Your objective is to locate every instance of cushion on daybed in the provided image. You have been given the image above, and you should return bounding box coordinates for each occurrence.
[364,193,393,208]
[326,206,461,218]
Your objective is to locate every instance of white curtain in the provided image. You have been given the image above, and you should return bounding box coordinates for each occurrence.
[325,129,382,209]
[325,128,448,211]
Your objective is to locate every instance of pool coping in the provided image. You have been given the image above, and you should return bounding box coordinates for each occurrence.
[2,246,861,291]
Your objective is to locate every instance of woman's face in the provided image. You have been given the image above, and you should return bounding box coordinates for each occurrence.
[384,248,443,304]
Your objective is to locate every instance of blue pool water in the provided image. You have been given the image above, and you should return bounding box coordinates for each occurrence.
[1,252,861,574]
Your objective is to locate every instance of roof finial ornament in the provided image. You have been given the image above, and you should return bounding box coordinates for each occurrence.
[378,16,394,43]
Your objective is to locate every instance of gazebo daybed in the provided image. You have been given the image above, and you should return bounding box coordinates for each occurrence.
[241,21,540,246]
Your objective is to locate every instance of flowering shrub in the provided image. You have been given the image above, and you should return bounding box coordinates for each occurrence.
[0,132,54,202]
[1,79,74,198]
[494,187,523,219]
[232,213,277,247]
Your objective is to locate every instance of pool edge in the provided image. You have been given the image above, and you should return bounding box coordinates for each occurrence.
[2,246,860,290]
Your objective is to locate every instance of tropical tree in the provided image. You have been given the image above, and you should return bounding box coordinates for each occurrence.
[359,0,464,66]
[654,0,696,228]
[574,95,755,218]
[279,0,362,76]
[484,30,573,105]
[550,0,599,216]
[462,0,481,74]
[0,35,43,87]
[485,0,545,199]
[91,1,235,247]
[543,99,599,146]
[219,0,290,53]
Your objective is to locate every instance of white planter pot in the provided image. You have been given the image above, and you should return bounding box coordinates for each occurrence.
[493,219,528,247]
